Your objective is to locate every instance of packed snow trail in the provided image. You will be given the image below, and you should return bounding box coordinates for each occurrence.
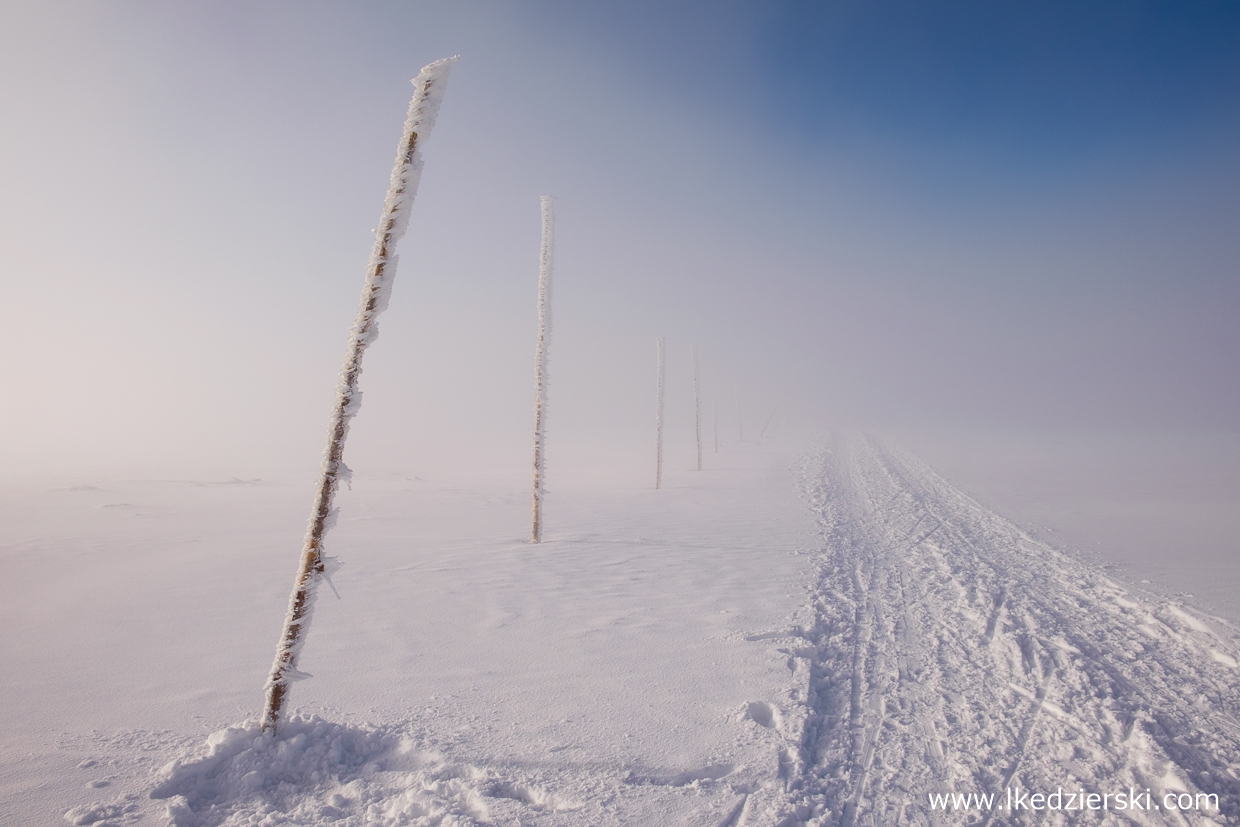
[747,433,1240,826]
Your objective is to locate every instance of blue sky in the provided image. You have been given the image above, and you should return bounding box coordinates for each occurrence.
[768,2,1240,156]
[1,1,1238,477]
[549,1,1240,170]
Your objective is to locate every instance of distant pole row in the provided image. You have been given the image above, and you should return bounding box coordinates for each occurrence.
[652,338,756,486]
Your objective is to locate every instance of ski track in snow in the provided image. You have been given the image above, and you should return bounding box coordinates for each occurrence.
[20,434,1240,826]
[755,433,1240,826]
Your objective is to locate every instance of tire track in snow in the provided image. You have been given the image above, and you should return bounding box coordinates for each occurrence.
[757,433,1240,826]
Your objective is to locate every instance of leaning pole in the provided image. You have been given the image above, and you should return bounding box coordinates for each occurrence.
[261,57,458,734]
[530,196,555,543]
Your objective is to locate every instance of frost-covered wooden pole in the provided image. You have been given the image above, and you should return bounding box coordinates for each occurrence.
[260,57,457,734]
[760,401,781,439]
[735,384,744,442]
[654,337,665,490]
[713,401,719,453]
[691,345,701,471]
[530,195,555,543]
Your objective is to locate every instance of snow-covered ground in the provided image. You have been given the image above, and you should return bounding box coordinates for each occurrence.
[892,430,1240,623]
[785,434,1240,826]
[4,436,1238,825]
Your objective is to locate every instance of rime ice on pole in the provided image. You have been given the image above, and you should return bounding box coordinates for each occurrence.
[261,56,458,734]
[691,345,701,471]
[655,337,665,490]
[530,196,555,543]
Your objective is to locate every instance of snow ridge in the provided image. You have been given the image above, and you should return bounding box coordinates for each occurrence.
[149,716,496,827]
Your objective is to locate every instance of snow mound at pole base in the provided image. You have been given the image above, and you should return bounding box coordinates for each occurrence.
[150,715,512,827]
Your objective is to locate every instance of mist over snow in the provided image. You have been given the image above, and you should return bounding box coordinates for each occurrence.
[3,0,1238,480]
[2,2,1240,825]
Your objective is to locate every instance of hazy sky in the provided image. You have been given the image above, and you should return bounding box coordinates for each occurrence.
[2,1,1238,479]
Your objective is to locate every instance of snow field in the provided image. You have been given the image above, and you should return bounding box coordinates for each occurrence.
[5,434,1239,825]
[2,442,814,825]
